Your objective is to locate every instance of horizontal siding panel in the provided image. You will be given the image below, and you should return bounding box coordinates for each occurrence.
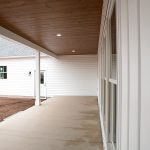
[45,55,97,96]
[0,55,97,96]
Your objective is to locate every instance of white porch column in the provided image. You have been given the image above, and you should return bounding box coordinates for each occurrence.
[35,51,41,106]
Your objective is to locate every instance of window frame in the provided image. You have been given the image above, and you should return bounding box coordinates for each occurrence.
[108,2,117,150]
[0,66,7,79]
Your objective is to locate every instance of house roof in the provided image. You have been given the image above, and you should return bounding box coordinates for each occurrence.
[0,37,36,57]
[0,0,103,55]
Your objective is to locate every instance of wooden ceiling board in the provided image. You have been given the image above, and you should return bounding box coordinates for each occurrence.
[0,0,103,55]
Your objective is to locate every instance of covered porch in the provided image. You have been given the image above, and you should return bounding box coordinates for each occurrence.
[0,96,103,150]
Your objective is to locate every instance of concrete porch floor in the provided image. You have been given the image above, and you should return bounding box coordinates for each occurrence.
[0,96,103,150]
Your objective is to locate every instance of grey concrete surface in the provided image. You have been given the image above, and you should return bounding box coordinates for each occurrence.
[0,96,103,150]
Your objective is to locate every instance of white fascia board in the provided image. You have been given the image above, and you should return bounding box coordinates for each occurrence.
[0,56,35,59]
[0,26,57,58]
[0,55,49,59]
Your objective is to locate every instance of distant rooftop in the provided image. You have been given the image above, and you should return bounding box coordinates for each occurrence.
[0,36,37,57]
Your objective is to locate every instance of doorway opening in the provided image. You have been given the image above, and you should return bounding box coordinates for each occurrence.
[34,70,47,100]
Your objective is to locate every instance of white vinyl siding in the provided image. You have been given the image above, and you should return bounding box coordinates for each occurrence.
[0,55,97,97]
[0,58,35,96]
[140,0,150,149]
[45,55,97,96]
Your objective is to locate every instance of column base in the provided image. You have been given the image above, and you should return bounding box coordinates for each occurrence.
[35,100,41,106]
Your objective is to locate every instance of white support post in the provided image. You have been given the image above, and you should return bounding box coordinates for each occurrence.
[35,51,41,106]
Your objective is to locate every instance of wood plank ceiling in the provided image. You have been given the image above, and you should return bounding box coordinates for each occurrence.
[0,0,103,55]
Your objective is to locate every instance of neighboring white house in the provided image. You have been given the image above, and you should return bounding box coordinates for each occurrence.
[0,37,98,98]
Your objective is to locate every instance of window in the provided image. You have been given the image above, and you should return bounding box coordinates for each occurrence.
[101,37,107,120]
[100,3,117,150]
[110,5,117,80]
[40,72,44,84]
[109,82,117,147]
[108,5,117,149]
[0,66,7,79]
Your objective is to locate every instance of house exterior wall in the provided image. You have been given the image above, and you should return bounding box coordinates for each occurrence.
[0,58,35,96]
[45,55,98,96]
[0,55,97,97]
[98,0,150,150]
[139,0,150,149]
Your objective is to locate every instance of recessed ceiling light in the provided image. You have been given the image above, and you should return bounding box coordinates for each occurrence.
[72,50,76,53]
[56,33,62,37]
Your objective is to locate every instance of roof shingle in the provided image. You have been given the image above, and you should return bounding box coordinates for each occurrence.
[0,37,36,57]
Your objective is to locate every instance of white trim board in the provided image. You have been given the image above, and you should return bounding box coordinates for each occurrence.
[99,105,108,150]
